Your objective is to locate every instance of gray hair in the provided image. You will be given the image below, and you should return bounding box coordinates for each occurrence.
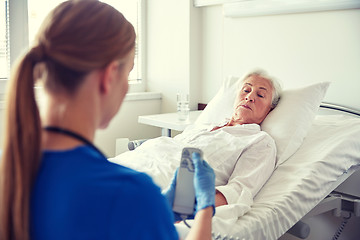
[240,69,282,108]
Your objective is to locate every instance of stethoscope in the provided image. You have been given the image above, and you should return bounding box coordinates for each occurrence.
[44,126,106,157]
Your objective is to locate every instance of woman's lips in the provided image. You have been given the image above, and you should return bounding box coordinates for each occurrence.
[241,104,252,110]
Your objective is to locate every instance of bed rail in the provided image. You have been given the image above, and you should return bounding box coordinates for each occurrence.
[320,102,360,117]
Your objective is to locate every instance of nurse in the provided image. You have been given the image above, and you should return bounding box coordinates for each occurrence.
[0,1,215,240]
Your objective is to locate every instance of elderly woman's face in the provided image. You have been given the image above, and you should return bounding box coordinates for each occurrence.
[232,75,273,125]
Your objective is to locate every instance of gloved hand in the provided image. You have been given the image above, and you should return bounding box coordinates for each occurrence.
[162,169,184,221]
[162,153,216,221]
[192,152,216,215]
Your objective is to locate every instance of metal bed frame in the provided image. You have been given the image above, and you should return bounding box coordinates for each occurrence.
[286,103,360,239]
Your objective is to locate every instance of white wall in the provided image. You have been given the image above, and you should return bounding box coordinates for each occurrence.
[224,9,360,110]
[200,7,360,111]
[200,5,224,103]
[146,0,203,112]
[0,95,162,158]
[95,95,162,157]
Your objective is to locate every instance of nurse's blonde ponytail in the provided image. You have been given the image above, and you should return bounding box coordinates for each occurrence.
[0,46,43,240]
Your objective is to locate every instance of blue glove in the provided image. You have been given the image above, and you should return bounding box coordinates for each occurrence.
[162,169,185,221]
[192,152,216,215]
[162,153,216,221]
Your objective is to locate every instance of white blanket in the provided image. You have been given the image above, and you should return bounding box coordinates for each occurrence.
[110,114,360,239]
[110,123,276,219]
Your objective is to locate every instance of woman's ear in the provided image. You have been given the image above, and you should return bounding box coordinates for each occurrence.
[99,60,119,94]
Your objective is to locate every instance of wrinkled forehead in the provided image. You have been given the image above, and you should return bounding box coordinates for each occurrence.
[241,75,273,91]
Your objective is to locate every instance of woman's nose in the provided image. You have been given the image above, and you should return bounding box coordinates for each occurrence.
[245,93,255,102]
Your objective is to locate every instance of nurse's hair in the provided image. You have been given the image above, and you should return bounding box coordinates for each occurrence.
[240,69,282,109]
[0,1,135,239]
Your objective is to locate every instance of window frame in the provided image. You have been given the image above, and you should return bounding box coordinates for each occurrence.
[0,0,28,95]
[128,0,146,93]
[0,0,146,95]
[0,0,10,81]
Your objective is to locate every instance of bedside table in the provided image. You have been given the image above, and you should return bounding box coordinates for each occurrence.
[138,111,202,137]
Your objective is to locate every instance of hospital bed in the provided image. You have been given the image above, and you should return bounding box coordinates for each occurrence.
[208,104,360,240]
[110,79,360,240]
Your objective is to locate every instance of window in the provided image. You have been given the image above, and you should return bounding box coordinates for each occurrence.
[1,0,144,93]
[0,0,9,81]
[28,0,144,91]
[100,0,143,85]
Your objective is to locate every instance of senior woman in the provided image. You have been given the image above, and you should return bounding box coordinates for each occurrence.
[173,69,282,209]
[213,70,281,130]
[209,70,282,207]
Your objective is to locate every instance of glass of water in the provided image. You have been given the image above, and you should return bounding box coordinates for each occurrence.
[177,93,190,121]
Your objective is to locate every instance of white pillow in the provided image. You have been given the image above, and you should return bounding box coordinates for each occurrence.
[196,76,330,166]
[261,81,330,165]
[195,76,239,125]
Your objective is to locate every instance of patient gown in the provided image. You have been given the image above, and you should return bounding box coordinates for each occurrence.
[111,123,276,219]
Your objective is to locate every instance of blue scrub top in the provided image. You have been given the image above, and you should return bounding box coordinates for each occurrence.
[31,146,178,240]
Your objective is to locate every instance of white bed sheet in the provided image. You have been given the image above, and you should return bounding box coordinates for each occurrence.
[110,114,360,240]
[210,114,360,239]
